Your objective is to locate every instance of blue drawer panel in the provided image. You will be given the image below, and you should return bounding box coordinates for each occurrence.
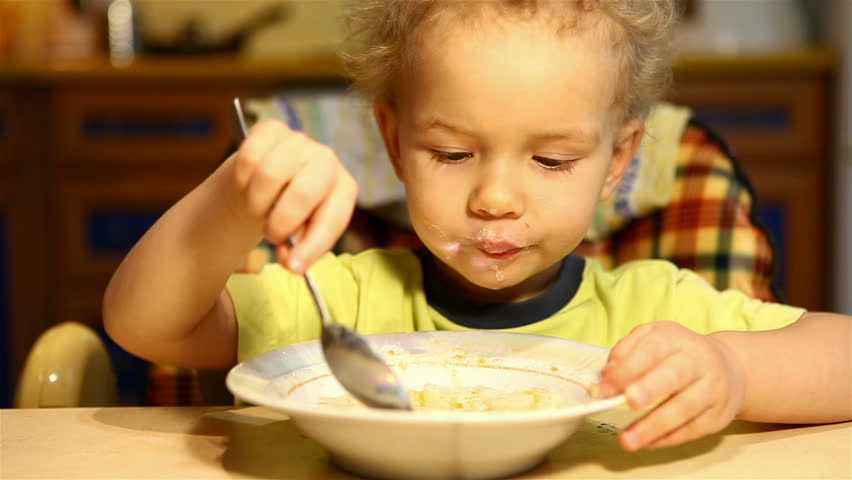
[86,209,165,255]
[1,215,11,408]
[753,201,787,300]
[81,114,213,139]
[693,107,789,131]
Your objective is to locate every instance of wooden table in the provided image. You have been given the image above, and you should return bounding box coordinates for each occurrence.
[1,406,850,479]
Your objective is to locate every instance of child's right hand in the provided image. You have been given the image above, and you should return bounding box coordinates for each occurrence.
[230,119,358,273]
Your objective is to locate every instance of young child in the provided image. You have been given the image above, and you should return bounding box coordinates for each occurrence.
[103,0,851,452]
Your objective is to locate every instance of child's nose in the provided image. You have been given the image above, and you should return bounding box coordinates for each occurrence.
[468,169,524,219]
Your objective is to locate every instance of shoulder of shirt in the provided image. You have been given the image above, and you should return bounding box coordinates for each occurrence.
[250,248,419,277]
[583,257,678,273]
[329,248,423,280]
[337,247,419,266]
[583,257,693,283]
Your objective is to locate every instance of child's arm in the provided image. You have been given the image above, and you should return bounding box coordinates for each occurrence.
[599,313,851,451]
[713,312,851,422]
[102,120,357,369]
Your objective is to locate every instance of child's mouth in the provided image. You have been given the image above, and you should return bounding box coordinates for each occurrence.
[476,242,524,259]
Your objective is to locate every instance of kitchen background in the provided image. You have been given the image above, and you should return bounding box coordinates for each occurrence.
[0,0,849,408]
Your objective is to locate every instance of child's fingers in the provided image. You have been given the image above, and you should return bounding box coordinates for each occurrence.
[234,121,289,188]
[644,408,721,449]
[274,241,291,265]
[264,161,334,246]
[600,326,678,395]
[619,379,714,451]
[606,323,656,365]
[244,138,307,217]
[273,226,305,265]
[623,350,700,409]
[599,324,654,396]
[287,172,358,272]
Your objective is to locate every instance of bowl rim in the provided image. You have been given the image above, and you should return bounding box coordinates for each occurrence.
[226,331,626,424]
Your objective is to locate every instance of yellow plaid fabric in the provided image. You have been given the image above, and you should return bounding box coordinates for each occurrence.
[145,364,203,406]
[574,120,777,301]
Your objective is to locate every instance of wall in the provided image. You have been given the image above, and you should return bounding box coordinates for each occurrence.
[136,0,346,59]
[0,0,346,62]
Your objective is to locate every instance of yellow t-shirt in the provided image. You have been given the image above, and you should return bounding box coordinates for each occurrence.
[226,248,805,363]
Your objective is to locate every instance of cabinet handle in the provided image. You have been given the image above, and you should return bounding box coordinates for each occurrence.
[693,106,788,130]
[80,114,213,139]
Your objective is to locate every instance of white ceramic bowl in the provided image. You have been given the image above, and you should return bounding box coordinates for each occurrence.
[227,331,625,480]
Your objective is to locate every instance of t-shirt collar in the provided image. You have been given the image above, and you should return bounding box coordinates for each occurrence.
[413,247,585,329]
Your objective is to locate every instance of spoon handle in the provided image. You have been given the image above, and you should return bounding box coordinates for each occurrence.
[286,237,332,327]
[231,97,332,327]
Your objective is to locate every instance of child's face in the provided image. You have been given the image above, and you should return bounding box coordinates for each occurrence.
[375,14,642,302]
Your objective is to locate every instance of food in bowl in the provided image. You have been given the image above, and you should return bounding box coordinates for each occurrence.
[413,383,570,411]
[321,383,571,411]
[227,331,625,480]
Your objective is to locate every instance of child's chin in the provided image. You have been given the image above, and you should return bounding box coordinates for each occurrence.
[461,270,512,291]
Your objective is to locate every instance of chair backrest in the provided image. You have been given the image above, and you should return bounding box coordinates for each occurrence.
[16,322,118,408]
[574,119,779,302]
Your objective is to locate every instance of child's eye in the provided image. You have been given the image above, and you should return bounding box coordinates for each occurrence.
[431,150,472,163]
[533,156,577,171]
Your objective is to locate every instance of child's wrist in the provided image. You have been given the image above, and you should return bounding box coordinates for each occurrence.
[198,157,267,265]
[218,155,263,231]
[708,331,750,419]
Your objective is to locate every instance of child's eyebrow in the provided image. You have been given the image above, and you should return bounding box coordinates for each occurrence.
[418,117,599,146]
[418,118,477,138]
[528,129,600,146]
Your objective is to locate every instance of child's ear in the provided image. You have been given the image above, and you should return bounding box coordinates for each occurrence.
[373,100,405,181]
[600,118,644,201]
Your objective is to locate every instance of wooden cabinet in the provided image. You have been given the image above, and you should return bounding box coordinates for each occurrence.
[0,181,45,409]
[52,89,240,172]
[0,89,48,408]
[0,57,348,406]
[0,186,11,407]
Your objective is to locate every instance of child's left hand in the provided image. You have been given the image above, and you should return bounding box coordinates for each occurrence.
[598,321,747,451]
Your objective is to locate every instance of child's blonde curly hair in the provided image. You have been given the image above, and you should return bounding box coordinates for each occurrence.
[342,0,679,123]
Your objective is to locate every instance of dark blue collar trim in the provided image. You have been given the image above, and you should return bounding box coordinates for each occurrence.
[413,248,585,329]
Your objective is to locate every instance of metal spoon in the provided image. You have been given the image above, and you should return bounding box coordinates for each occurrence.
[231,98,411,410]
